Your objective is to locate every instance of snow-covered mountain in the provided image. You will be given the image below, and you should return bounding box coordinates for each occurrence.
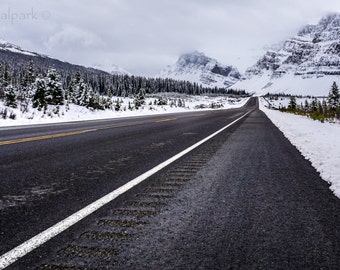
[0,38,117,84]
[233,13,340,96]
[159,51,241,88]
[0,39,47,58]
[0,39,126,76]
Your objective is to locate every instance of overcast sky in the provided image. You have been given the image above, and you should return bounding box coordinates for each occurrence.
[1,0,340,76]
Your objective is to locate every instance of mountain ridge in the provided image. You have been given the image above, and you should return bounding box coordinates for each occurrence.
[0,39,130,77]
[159,51,241,88]
[232,13,340,96]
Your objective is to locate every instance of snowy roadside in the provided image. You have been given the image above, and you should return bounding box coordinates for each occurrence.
[259,98,340,198]
[0,95,249,127]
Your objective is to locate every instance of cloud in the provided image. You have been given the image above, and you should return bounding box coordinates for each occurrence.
[1,0,340,76]
[45,26,105,50]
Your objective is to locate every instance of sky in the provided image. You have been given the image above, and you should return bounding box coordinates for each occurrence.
[0,0,340,76]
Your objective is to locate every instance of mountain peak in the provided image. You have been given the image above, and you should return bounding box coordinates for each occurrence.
[318,13,340,29]
[159,51,240,88]
[177,51,210,66]
[232,12,340,96]
[0,39,45,58]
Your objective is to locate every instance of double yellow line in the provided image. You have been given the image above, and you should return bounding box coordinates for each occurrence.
[0,113,206,147]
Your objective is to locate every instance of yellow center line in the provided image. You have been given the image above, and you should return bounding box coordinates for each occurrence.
[180,113,206,118]
[0,113,208,146]
[95,121,147,131]
[0,129,97,146]
[154,118,177,123]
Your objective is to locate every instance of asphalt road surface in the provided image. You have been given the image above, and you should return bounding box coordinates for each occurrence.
[0,97,339,269]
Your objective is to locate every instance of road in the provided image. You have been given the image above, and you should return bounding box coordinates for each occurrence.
[1,97,339,269]
[0,98,255,268]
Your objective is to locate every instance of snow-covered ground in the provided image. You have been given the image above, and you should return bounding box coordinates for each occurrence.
[264,96,328,109]
[260,98,340,199]
[0,94,249,127]
[232,72,340,97]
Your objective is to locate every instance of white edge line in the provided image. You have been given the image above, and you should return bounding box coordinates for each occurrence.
[0,109,252,269]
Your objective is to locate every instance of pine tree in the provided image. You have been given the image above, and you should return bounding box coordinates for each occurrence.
[27,60,36,85]
[328,82,340,110]
[45,68,64,105]
[77,82,90,106]
[5,85,17,108]
[69,71,93,106]
[134,88,146,109]
[311,98,318,112]
[69,71,82,101]
[22,60,36,88]
[3,64,10,87]
[288,96,297,111]
[304,100,309,112]
[32,76,47,109]
[115,99,121,111]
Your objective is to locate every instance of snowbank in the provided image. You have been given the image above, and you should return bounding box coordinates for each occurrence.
[259,98,340,198]
[0,95,249,127]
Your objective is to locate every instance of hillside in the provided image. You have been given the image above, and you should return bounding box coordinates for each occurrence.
[232,13,340,96]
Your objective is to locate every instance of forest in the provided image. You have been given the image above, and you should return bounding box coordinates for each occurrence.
[0,56,248,113]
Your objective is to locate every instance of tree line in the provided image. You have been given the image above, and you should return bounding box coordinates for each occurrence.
[0,60,249,112]
[271,82,340,122]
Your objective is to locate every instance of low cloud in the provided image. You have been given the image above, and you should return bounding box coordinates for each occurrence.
[45,26,105,50]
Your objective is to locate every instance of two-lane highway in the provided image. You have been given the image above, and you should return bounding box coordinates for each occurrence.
[0,98,256,267]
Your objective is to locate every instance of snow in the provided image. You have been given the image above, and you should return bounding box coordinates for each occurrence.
[159,51,240,88]
[264,96,327,109]
[0,95,249,127]
[2,46,36,56]
[233,14,340,97]
[259,98,340,199]
[0,39,38,57]
[233,73,340,97]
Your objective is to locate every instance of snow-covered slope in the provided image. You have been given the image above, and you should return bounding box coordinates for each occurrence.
[233,13,340,96]
[0,39,127,76]
[159,51,241,88]
[0,39,47,58]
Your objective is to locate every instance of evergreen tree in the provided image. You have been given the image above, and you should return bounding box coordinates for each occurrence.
[22,60,36,88]
[288,96,297,111]
[45,68,64,105]
[134,88,146,109]
[322,99,328,115]
[328,82,340,110]
[27,60,36,85]
[68,71,82,101]
[304,100,309,112]
[311,98,318,112]
[77,82,90,106]
[115,99,121,111]
[69,71,93,106]
[3,64,10,87]
[128,101,132,111]
[32,76,47,109]
[5,85,17,108]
